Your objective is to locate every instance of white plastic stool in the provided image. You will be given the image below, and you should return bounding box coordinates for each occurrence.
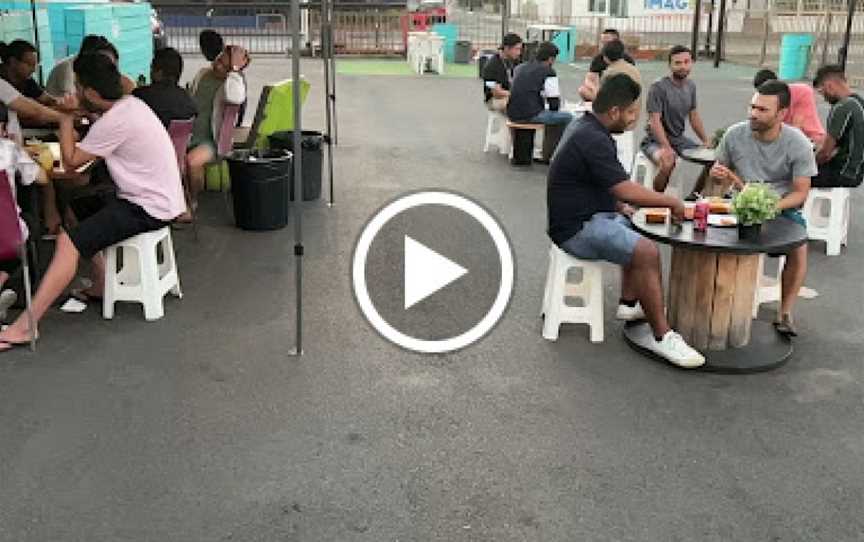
[803,187,850,256]
[103,226,182,321]
[483,110,510,155]
[613,130,635,175]
[631,151,658,190]
[541,244,604,342]
[753,254,785,318]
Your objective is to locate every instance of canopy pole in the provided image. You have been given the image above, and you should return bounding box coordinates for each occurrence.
[322,0,335,206]
[714,0,727,67]
[690,0,702,56]
[30,0,43,85]
[839,0,857,70]
[290,0,304,356]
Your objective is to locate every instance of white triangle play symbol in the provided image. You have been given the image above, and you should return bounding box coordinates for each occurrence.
[404,236,468,310]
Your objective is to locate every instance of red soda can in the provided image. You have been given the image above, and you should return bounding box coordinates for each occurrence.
[694,200,710,231]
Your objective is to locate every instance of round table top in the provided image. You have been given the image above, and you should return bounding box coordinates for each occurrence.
[631,209,808,254]
[679,147,716,165]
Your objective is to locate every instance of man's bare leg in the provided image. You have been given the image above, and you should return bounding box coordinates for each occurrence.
[778,244,807,330]
[690,164,714,197]
[0,232,80,344]
[623,239,671,338]
[651,148,677,193]
[41,182,62,235]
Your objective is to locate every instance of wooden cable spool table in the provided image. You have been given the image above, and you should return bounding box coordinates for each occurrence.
[625,209,808,373]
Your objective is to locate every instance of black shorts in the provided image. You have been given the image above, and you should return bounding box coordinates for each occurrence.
[0,259,20,275]
[67,196,168,259]
[812,163,862,188]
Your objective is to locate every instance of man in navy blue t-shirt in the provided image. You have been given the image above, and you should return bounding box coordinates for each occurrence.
[547,73,704,368]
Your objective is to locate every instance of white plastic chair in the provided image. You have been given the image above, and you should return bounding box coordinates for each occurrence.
[541,244,604,343]
[483,110,510,155]
[613,130,635,175]
[753,254,785,318]
[803,187,850,256]
[630,151,657,190]
[103,226,182,321]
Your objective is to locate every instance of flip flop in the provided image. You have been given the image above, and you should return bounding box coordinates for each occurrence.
[0,340,32,352]
[70,288,103,303]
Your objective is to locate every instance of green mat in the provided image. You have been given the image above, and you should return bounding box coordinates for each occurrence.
[336,59,477,78]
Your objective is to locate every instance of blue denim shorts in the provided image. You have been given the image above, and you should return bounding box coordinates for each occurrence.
[558,212,642,266]
[780,208,806,228]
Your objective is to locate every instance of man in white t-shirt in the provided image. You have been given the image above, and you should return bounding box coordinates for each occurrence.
[0,54,185,350]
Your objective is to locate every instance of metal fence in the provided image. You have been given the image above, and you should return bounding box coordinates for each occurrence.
[153,1,862,83]
[153,2,305,54]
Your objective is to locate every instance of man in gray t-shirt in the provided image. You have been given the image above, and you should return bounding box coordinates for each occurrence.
[640,45,710,193]
[711,81,817,337]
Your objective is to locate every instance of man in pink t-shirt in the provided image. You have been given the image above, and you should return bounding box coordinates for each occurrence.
[0,54,185,350]
[754,69,826,144]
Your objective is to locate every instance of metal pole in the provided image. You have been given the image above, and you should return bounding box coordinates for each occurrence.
[501,0,509,41]
[290,0,304,356]
[839,0,857,70]
[691,0,702,57]
[29,0,43,85]
[759,6,770,66]
[323,0,336,205]
[820,8,833,69]
[705,1,714,58]
[330,1,338,146]
[714,0,726,67]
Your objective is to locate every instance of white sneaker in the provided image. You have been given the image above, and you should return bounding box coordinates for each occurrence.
[616,302,646,321]
[643,330,706,369]
[0,289,17,321]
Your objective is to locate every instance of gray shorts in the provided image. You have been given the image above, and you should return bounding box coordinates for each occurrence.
[559,212,642,266]
[640,137,700,162]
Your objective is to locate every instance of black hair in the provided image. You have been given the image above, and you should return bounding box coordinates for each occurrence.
[94,40,119,61]
[79,35,108,55]
[0,102,8,124]
[73,53,123,101]
[602,28,620,37]
[813,64,846,86]
[502,32,522,48]
[601,39,625,62]
[757,79,791,109]
[152,47,183,83]
[668,45,692,63]
[199,30,224,62]
[535,41,559,62]
[753,68,778,88]
[0,40,37,63]
[594,72,641,114]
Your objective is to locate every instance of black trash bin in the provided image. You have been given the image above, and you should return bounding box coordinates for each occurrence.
[268,130,323,201]
[454,40,472,64]
[227,148,292,231]
[477,49,496,78]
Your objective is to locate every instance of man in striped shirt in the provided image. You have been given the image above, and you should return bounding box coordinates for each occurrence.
[813,65,864,188]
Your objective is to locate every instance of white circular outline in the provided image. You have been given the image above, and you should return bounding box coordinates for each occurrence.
[352,191,515,354]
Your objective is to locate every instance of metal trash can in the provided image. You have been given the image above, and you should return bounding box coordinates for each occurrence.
[454,40,472,64]
[227,148,292,230]
[268,130,323,201]
[477,49,497,78]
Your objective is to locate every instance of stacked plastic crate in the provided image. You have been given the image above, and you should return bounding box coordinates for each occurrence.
[110,3,153,83]
[0,9,54,76]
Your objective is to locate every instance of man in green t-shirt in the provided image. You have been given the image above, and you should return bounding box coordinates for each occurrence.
[813,65,864,188]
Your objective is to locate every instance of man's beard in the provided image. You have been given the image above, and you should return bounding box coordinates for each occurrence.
[672,70,689,80]
[826,95,839,105]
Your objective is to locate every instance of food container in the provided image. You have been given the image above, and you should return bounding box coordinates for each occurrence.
[684,202,695,220]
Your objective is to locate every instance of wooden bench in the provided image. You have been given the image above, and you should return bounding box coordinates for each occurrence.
[506,121,544,166]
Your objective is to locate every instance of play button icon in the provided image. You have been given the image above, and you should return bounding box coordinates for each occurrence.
[403,236,468,310]
[352,190,515,354]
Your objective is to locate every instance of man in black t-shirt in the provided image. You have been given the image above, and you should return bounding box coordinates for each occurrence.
[547,73,703,368]
[507,42,572,126]
[578,28,634,102]
[133,47,197,128]
[813,65,864,188]
[0,40,61,109]
[481,33,523,112]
